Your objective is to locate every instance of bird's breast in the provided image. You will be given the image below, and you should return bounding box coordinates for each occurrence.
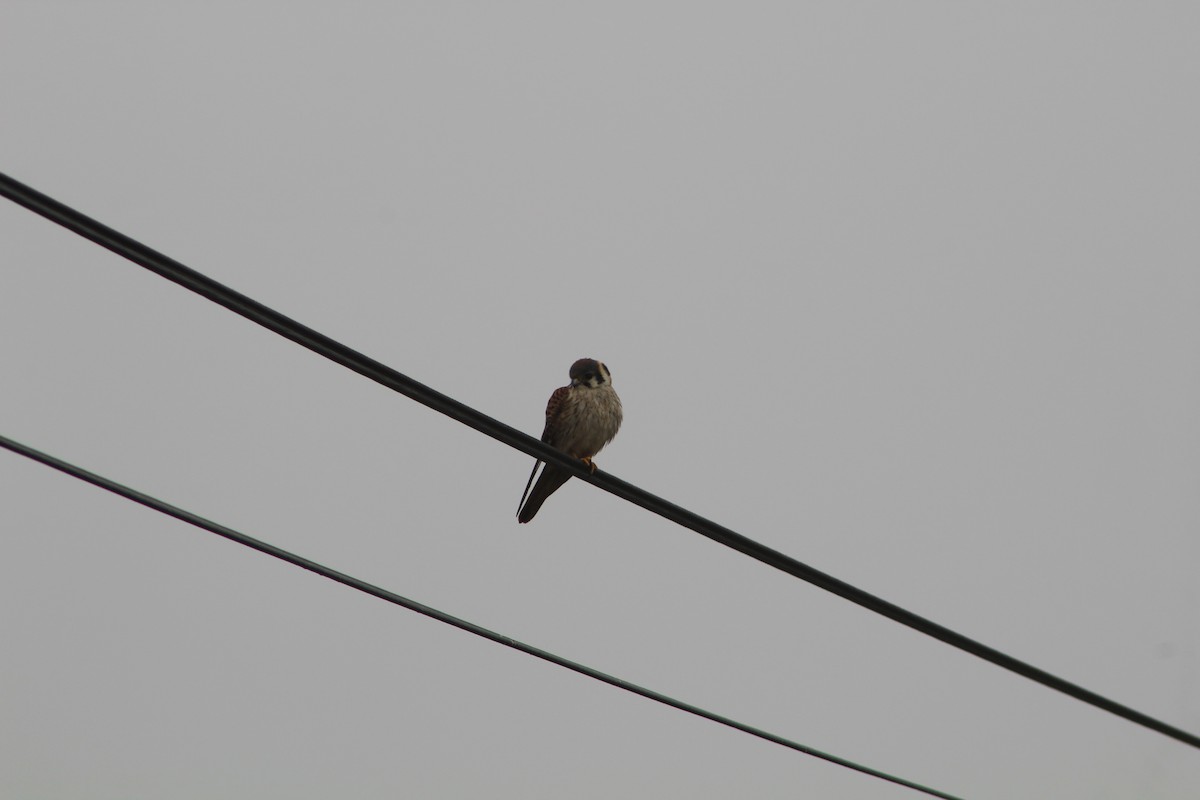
[558,386,623,458]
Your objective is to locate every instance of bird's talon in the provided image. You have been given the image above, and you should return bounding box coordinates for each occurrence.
[581,456,597,474]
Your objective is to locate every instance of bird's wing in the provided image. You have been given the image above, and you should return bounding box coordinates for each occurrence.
[516,458,542,517]
[516,385,573,521]
[539,385,572,445]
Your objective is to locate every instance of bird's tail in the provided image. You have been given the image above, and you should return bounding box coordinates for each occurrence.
[517,462,572,523]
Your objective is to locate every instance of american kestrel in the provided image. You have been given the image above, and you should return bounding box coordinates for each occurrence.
[517,358,623,523]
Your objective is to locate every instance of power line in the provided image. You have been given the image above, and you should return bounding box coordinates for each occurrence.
[2,171,1197,752]
[0,434,965,800]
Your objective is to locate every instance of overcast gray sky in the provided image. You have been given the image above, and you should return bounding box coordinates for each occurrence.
[3,3,1199,798]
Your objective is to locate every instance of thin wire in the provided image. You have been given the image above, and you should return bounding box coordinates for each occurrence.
[2,171,1197,752]
[0,435,965,800]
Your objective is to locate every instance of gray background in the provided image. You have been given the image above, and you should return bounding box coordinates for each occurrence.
[3,3,1199,798]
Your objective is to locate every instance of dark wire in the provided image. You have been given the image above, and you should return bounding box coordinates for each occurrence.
[0,434,965,800]
[2,171,1197,752]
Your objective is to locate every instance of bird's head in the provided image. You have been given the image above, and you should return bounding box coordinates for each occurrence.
[569,358,612,389]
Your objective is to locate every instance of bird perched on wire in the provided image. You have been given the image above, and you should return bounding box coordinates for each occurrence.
[517,358,623,523]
